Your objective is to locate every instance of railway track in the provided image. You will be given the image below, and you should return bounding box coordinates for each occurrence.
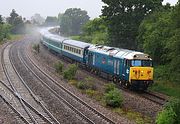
[0,43,60,124]
[141,91,168,105]
[14,40,116,124]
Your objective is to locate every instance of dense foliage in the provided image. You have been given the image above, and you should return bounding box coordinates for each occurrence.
[79,18,108,44]
[138,2,180,82]
[44,16,58,26]
[54,61,64,73]
[77,77,96,90]
[156,98,180,124]
[31,13,45,25]
[0,14,11,42]
[0,23,11,42]
[6,9,25,34]
[101,0,162,49]
[63,64,78,80]
[104,87,123,108]
[60,8,90,36]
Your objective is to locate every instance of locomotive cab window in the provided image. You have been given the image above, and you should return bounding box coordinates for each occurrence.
[131,60,152,67]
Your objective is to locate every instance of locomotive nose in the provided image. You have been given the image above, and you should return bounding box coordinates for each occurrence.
[130,67,153,81]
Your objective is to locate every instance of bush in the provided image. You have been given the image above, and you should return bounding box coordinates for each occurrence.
[0,24,11,42]
[77,81,88,89]
[104,88,123,108]
[54,61,64,73]
[156,98,180,124]
[63,64,78,80]
[105,83,116,93]
[77,77,96,90]
[32,44,40,53]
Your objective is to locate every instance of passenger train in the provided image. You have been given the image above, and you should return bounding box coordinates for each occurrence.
[39,27,153,90]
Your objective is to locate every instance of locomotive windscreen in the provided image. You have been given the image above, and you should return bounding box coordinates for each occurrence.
[131,60,153,67]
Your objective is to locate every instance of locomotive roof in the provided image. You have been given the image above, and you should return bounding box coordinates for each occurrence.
[88,45,152,60]
[63,39,91,49]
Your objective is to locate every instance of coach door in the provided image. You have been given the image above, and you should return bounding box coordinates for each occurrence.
[114,59,120,75]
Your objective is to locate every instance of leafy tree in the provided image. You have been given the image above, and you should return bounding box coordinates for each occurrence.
[138,2,180,83]
[60,8,90,36]
[57,13,63,24]
[80,17,108,44]
[138,5,172,65]
[0,15,3,24]
[7,9,18,25]
[0,23,11,42]
[31,13,45,25]
[101,0,162,50]
[44,16,58,26]
[7,9,25,34]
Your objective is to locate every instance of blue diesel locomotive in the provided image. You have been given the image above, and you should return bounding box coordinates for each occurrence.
[39,27,153,90]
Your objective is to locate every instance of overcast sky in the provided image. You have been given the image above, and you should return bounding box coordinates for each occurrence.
[0,0,178,19]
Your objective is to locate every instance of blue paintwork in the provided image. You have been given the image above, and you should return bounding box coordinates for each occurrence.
[62,51,83,62]
[87,50,130,81]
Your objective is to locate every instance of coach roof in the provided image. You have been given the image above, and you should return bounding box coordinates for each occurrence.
[63,39,91,49]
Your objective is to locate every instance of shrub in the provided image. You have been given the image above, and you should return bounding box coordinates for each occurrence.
[156,98,180,124]
[104,88,123,108]
[105,83,116,93]
[54,61,64,73]
[32,44,40,53]
[77,81,88,90]
[77,77,96,90]
[63,64,78,80]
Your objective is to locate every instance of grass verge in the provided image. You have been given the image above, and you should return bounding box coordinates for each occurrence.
[149,80,180,99]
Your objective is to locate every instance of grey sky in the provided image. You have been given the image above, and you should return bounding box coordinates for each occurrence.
[0,0,178,19]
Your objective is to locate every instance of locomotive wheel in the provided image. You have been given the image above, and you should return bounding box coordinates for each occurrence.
[124,82,130,88]
[94,69,97,74]
[113,76,118,83]
[118,80,123,86]
[90,68,94,74]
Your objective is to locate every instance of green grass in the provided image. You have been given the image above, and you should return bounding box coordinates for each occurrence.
[9,34,24,41]
[149,80,180,99]
[113,108,153,124]
[0,34,23,45]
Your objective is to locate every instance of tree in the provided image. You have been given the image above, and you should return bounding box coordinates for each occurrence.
[0,15,3,24]
[7,9,25,34]
[58,13,63,24]
[31,13,45,25]
[79,17,108,44]
[0,24,11,41]
[138,5,172,65]
[101,0,162,50]
[138,2,180,82]
[7,9,18,25]
[44,16,58,26]
[60,8,90,36]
